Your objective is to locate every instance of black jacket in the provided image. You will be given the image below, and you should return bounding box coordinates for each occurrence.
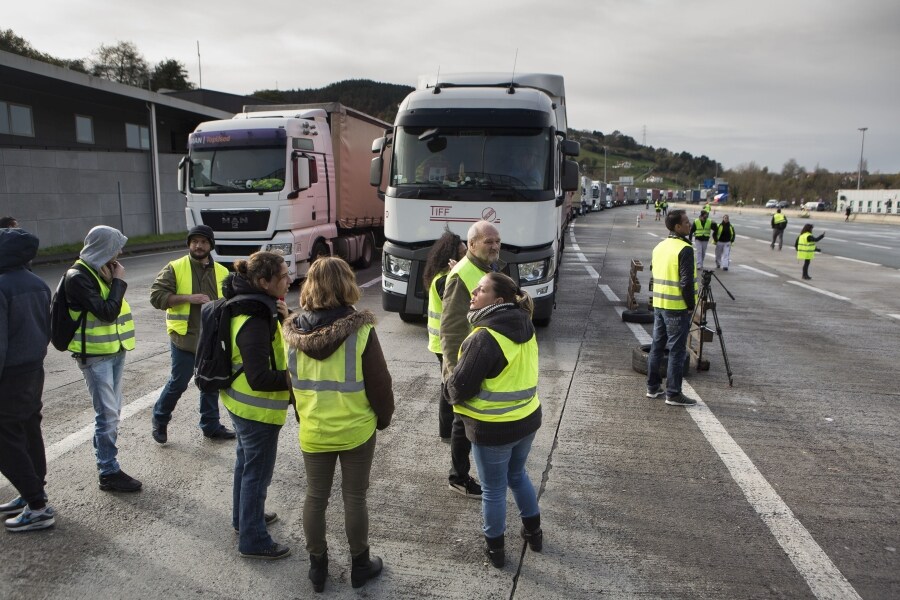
[64,263,128,357]
[0,229,50,371]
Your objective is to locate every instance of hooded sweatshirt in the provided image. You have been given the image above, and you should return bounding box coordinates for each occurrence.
[0,229,51,371]
[446,304,542,446]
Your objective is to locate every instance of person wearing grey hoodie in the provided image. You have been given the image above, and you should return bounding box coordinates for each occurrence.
[64,226,141,493]
[0,228,56,531]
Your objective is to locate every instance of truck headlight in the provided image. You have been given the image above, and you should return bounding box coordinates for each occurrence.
[383,253,411,280]
[518,259,550,283]
[265,243,293,255]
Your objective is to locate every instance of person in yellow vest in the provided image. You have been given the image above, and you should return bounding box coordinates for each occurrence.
[64,226,141,492]
[712,214,735,271]
[221,251,292,560]
[689,210,715,270]
[447,272,542,569]
[771,208,788,250]
[283,257,394,592]
[149,225,234,443]
[795,223,825,280]
[423,230,467,440]
[441,220,502,499]
[654,199,662,221]
[647,210,697,407]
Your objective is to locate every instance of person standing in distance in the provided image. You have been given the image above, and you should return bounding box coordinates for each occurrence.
[771,208,787,250]
[65,226,141,492]
[150,225,235,443]
[795,223,825,280]
[713,214,735,271]
[440,220,502,499]
[0,228,56,531]
[647,210,697,407]
[690,210,714,270]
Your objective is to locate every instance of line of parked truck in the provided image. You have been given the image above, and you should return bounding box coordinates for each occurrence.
[573,179,688,216]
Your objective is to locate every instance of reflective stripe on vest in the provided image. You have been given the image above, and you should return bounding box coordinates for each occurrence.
[651,238,698,310]
[426,272,448,354]
[67,259,135,355]
[453,327,540,422]
[165,256,229,336]
[221,314,289,426]
[693,218,712,239]
[288,324,376,453]
[797,232,816,260]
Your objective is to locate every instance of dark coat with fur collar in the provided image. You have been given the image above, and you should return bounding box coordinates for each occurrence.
[283,307,394,430]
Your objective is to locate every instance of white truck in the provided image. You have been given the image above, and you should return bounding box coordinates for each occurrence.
[178,102,389,280]
[370,73,580,325]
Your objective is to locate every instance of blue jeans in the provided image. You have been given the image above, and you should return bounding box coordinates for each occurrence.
[153,342,221,433]
[229,410,282,553]
[78,352,126,476]
[647,308,691,397]
[471,432,540,539]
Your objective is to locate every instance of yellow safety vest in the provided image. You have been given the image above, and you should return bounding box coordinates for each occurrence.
[797,232,816,260]
[651,238,698,311]
[453,327,540,423]
[221,314,290,426]
[289,325,376,453]
[773,213,787,226]
[693,218,712,239]
[446,256,485,296]
[165,256,229,336]
[703,204,711,214]
[427,272,448,354]
[714,224,734,244]
[68,259,135,355]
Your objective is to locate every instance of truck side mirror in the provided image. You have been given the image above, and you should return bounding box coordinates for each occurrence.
[561,139,580,157]
[561,160,579,192]
[288,152,315,199]
[177,156,189,195]
[370,156,384,187]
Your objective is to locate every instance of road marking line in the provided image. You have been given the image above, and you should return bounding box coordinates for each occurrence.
[737,235,752,240]
[575,252,587,263]
[647,232,659,238]
[614,306,651,343]
[360,276,381,288]
[787,281,851,301]
[571,243,581,252]
[888,314,900,320]
[598,284,620,302]
[827,238,847,243]
[754,239,770,244]
[743,225,761,229]
[739,265,778,278]
[833,256,880,267]
[857,242,891,250]
[585,265,600,280]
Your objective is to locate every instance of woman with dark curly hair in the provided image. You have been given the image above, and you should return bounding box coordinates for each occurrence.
[423,230,467,440]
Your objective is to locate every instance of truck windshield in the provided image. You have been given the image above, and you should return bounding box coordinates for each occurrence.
[391,127,551,192]
[188,147,286,193]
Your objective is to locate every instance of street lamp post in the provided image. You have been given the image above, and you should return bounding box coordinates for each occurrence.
[603,146,608,183]
[857,127,868,190]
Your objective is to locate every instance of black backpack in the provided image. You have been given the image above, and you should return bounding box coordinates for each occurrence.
[194,294,276,393]
[49,264,88,352]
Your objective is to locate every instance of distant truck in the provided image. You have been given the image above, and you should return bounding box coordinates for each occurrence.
[178,102,388,280]
[370,72,580,325]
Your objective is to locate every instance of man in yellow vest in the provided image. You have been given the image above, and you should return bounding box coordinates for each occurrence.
[150,225,234,444]
[770,208,787,250]
[440,220,502,498]
[690,210,715,270]
[647,210,697,407]
[64,226,141,492]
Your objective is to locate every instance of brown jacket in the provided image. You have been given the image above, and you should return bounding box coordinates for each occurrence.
[439,251,493,381]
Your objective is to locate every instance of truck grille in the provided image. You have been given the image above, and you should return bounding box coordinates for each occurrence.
[201,210,271,232]
[216,245,260,257]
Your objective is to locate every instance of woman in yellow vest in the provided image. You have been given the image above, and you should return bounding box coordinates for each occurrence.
[795,223,825,280]
[447,272,542,569]
[423,230,467,440]
[221,251,292,560]
[283,257,394,592]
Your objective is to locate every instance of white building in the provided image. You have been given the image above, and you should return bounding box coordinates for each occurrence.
[835,189,899,215]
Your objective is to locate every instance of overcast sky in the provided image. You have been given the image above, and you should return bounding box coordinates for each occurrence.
[6,0,898,174]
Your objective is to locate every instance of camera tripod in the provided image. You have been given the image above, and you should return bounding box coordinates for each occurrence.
[690,269,734,386]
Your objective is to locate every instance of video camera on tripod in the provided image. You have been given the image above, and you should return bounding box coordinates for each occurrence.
[690,269,735,386]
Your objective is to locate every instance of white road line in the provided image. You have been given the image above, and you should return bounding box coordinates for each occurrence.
[743,225,761,229]
[571,243,581,252]
[614,306,652,343]
[857,242,891,250]
[575,252,587,263]
[739,265,779,278]
[827,238,848,243]
[585,265,600,280]
[834,256,880,267]
[647,232,659,238]
[754,239,770,244]
[787,281,851,301]
[360,276,381,288]
[598,284,620,302]
[888,314,900,321]
[737,235,752,240]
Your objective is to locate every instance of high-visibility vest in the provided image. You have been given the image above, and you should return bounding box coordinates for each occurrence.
[427,272,448,354]
[288,324,376,452]
[797,232,816,260]
[446,256,485,296]
[165,256,229,336]
[714,223,734,244]
[773,212,787,227]
[654,201,661,210]
[453,327,540,423]
[221,314,289,426]
[68,259,135,355]
[651,238,698,311]
[703,203,711,214]
[693,218,712,239]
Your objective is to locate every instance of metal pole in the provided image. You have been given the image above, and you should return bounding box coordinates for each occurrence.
[603,146,607,183]
[857,127,868,190]
[117,181,124,233]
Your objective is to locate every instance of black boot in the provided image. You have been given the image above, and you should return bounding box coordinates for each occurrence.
[484,534,505,568]
[350,548,383,588]
[309,552,328,593]
[521,514,543,552]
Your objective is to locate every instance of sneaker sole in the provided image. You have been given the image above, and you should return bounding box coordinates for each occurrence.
[665,398,697,406]
[239,548,291,560]
[99,484,143,492]
[448,484,482,499]
[645,391,665,398]
[5,517,55,532]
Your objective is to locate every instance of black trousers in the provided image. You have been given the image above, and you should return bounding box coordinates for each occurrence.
[436,355,472,483]
[0,365,48,507]
[802,259,811,278]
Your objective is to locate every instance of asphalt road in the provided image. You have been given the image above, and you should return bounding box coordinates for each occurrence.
[1,209,898,599]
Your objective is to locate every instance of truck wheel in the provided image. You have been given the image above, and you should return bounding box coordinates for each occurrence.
[354,233,375,269]
[622,309,654,324]
[311,240,330,263]
[631,344,690,377]
[533,316,551,327]
[398,311,422,323]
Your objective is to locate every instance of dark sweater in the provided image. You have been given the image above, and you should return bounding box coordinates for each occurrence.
[0,229,50,371]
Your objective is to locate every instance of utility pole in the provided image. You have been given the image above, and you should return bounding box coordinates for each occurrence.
[603,146,608,183]
[857,127,868,190]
